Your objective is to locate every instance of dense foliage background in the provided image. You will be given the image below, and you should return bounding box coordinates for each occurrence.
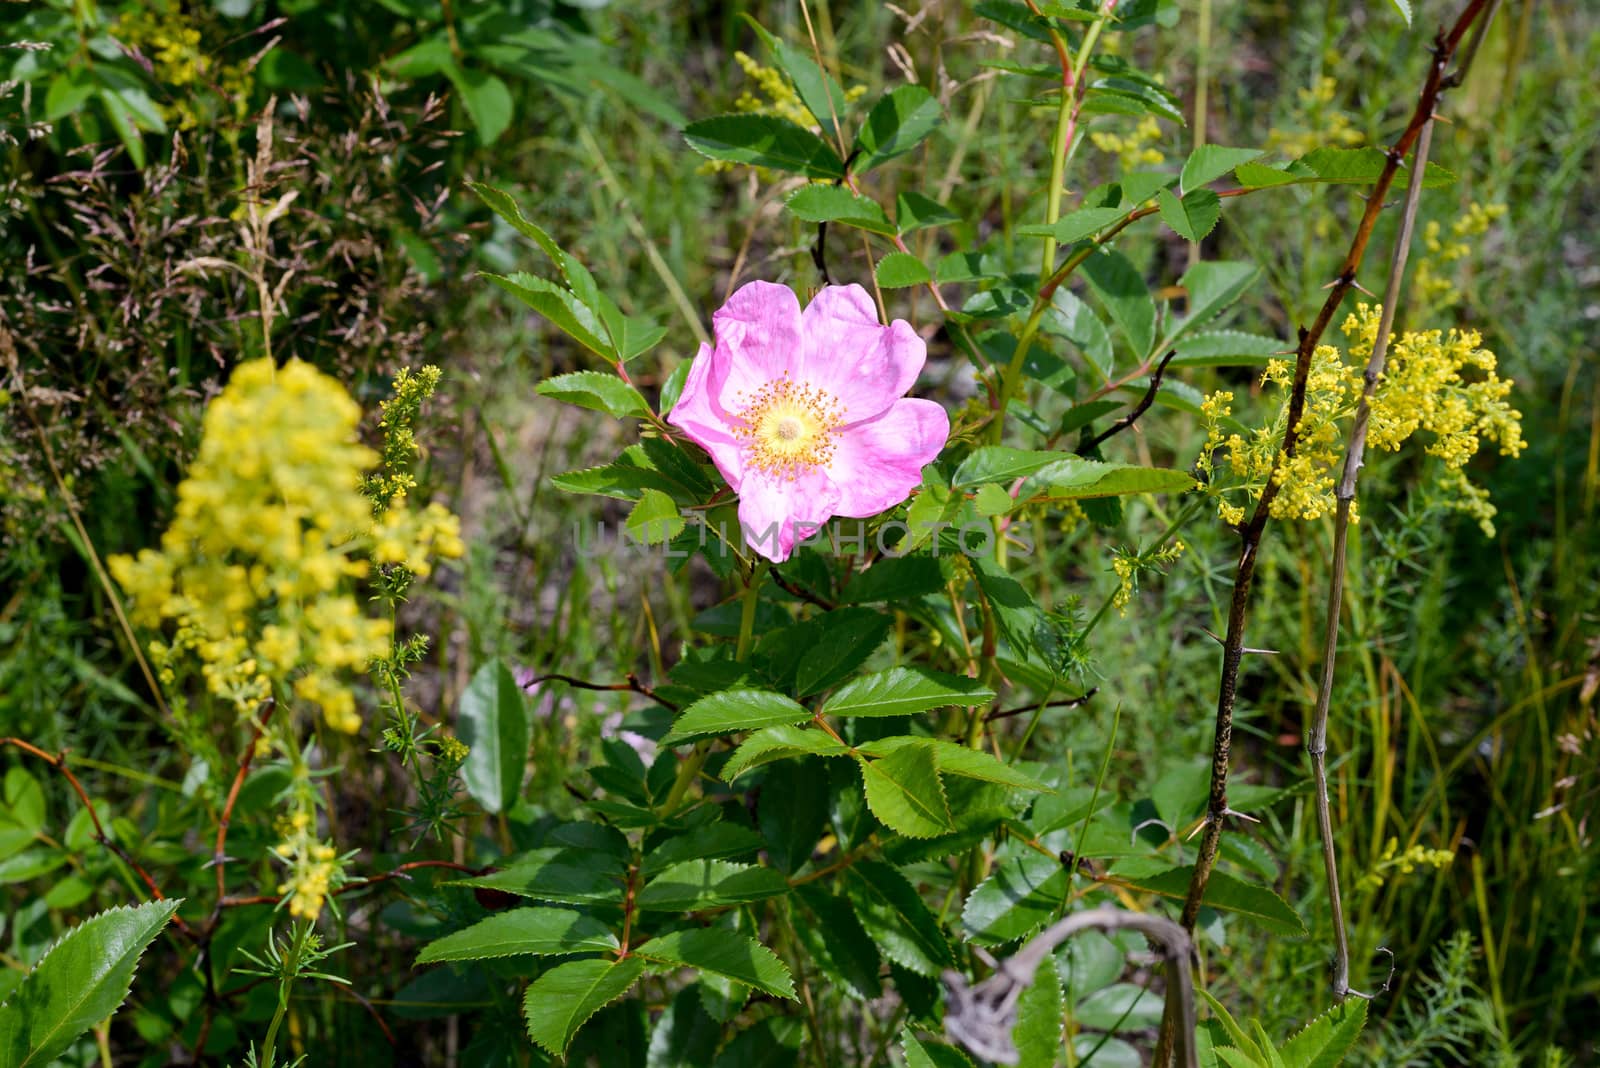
[1,0,1595,1065]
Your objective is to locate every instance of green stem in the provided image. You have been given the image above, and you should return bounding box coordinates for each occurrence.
[661,562,767,814]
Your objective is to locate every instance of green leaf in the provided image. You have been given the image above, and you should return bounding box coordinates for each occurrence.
[1076,982,1164,1031]
[1020,457,1195,502]
[860,746,954,838]
[96,89,146,168]
[838,556,945,604]
[877,252,934,289]
[952,447,1066,488]
[484,272,613,359]
[962,850,1070,945]
[896,191,960,233]
[1081,248,1155,358]
[416,908,618,964]
[636,860,791,911]
[1199,989,1268,1060]
[785,185,895,235]
[1169,260,1261,346]
[643,824,764,875]
[1016,206,1126,244]
[635,929,797,1000]
[627,489,686,546]
[852,85,944,172]
[0,899,180,1068]
[449,67,513,144]
[0,770,44,860]
[975,483,1015,516]
[821,667,994,719]
[1234,147,1454,190]
[1277,999,1367,1068]
[537,370,650,418]
[793,609,894,697]
[684,114,845,179]
[859,737,1052,791]
[523,957,645,1057]
[746,19,851,139]
[1388,0,1413,24]
[661,689,811,745]
[468,181,565,263]
[1119,865,1306,935]
[1014,953,1065,1068]
[1042,288,1115,384]
[846,861,954,975]
[458,660,528,815]
[451,848,624,905]
[901,1030,976,1067]
[1180,145,1264,193]
[794,886,883,999]
[648,986,720,1067]
[721,724,850,781]
[1158,188,1222,243]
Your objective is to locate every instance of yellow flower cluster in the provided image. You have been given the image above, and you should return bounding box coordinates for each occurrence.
[109,359,461,732]
[1111,539,1185,612]
[113,4,252,123]
[1200,305,1524,536]
[273,809,341,920]
[1266,76,1365,160]
[1091,115,1165,170]
[1414,201,1507,309]
[1354,836,1455,894]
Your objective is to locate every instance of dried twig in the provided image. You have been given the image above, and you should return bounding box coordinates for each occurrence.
[1079,350,1178,455]
[943,907,1197,1067]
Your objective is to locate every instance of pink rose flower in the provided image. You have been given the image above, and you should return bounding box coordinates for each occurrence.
[668,282,950,562]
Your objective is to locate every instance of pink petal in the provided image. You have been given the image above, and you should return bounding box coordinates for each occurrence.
[667,342,743,484]
[801,284,927,425]
[826,399,950,518]
[708,281,805,417]
[737,469,840,563]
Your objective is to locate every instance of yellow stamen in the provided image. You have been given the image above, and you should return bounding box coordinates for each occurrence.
[733,374,845,479]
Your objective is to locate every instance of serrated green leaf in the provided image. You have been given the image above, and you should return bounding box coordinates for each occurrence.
[877,252,933,289]
[859,737,1052,791]
[846,861,953,975]
[523,957,645,1056]
[1235,148,1454,190]
[746,19,852,140]
[0,899,181,1067]
[484,272,614,359]
[721,724,851,781]
[1081,247,1155,358]
[838,555,944,604]
[860,746,954,838]
[458,660,528,815]
[853,85,944,172]
[416,908,618,964]
[1180,145,1265,193]
[537,370,650,418]
[661,689,810,745]
[1043,288,1116,384]
[449,67,513,144]
[793,609,894,697]
[450,848,624,905]
[952,447,1066,488]
[1017,206,1127,244]
[1168,260,1260,346]
[627,489,686,545]
[635,929,796,1000]
[636,860,791,911]
[785,185,895,234]
[962,850,1070,945]
[1277,998,1367,1068]
[794,886,882,999]
[1019,457,1195,503]
[1158,187,1222,243]
[975,482,1016,516]
[643,824,764,875]
[896,191,959,233]
[1170,331,1281,367]
[1119,865,1306,934]
[901,1029,976,1067]
[1388,0,1413,23]
[469,181,564,263]
[821,667,994,719]
[1014,953,1065,1068]
[684,114,845,179]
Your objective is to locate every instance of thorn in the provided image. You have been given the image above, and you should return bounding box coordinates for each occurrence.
[972,945,1000,970]
[1222,807,1261,824]
[1349,278,1378,299]
[203,854,238,869]
[1202,627,1225,645]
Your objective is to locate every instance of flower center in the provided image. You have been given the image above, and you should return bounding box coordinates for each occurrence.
[733,375,844,479]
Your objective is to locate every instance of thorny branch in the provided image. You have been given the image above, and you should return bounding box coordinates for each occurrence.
[1079,350,1178,456]
[1178,0,1494,941]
